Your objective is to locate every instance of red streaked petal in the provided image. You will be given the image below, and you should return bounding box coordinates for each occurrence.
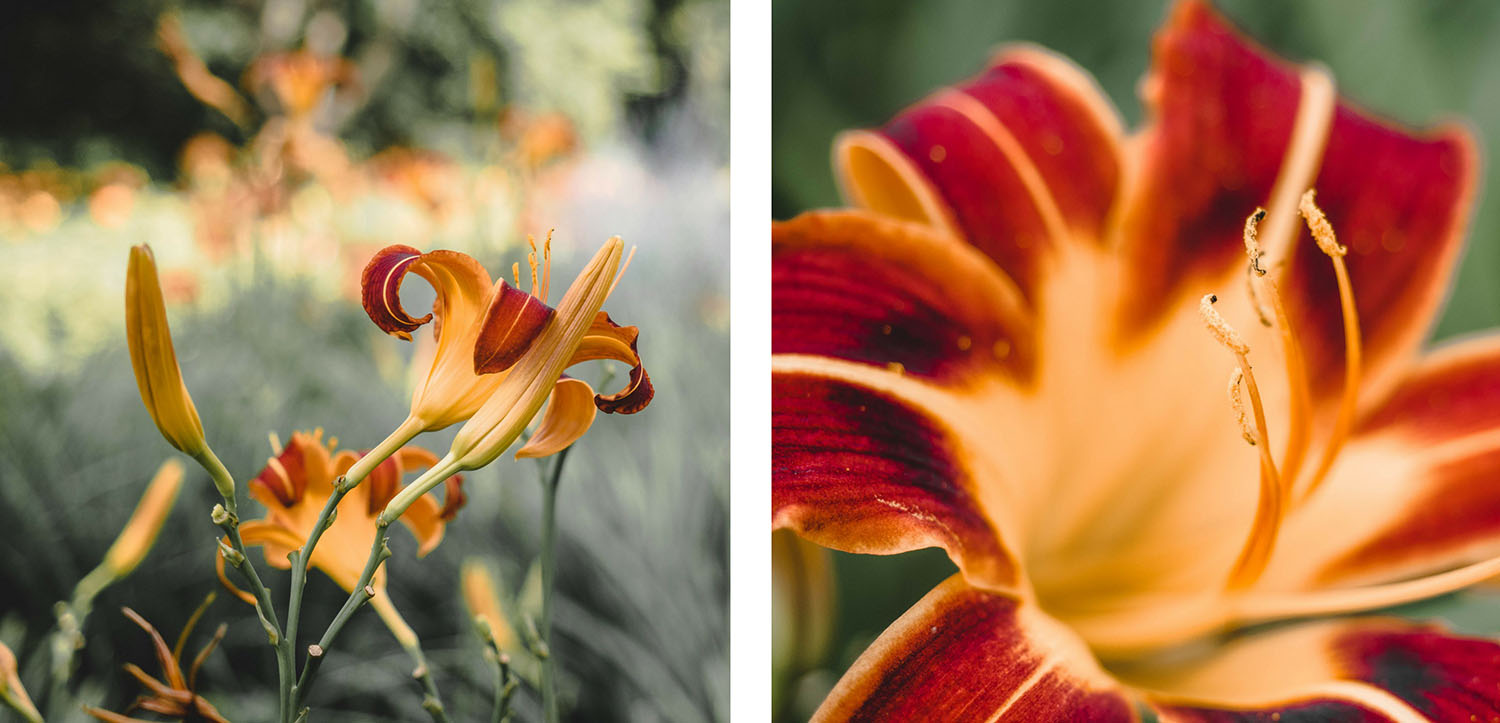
[840,105,1054,300]
[438,473,466,520]
[364,452,401,515]
[1357,335,1500,444]
[816,575,1134,722]
[961,47,1123,241]
[1251,336,1500,589]
[773,370,1017,591]
[474,280,555,374]
[835,47,1123,302]
[569,312,654,414]
[1113,0,1306,336]
[1279,118,1476,409]
[360,244,432,340]
[773,210,1034,385]
[1141,617,1500,722]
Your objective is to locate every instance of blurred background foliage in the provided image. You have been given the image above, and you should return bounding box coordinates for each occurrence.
[0,0,726,720]
[773,0,1500,720]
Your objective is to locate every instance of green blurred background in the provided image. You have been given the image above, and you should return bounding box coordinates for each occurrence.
[0,0,726,721]
[774,0,1500,719]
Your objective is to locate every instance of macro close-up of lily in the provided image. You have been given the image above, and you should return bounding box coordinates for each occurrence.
[772,0,1500,719]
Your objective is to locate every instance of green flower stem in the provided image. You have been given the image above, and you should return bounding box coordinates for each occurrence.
[537,446,572,723]
[370,591,451,723]
[492,651,516,723]
[284,423,414,718]
[292,522,392,709]
[198,448,295,723]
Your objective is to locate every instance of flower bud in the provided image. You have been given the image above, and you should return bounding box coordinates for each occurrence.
[125,245,207,456]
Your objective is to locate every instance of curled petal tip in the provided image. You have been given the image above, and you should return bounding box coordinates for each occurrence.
[360,244,434,338]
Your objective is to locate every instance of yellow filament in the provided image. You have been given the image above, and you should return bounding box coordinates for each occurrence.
[512,262,521,288]
[609,244,638,298]
[1298,191,1362,503]
[1242,209,1314,494]
[1201,292,1284,590]
[527,235,540,296]
[1225,351,1285,590]
[541,229,553,303]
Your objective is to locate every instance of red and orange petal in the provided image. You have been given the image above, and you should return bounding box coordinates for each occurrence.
[835,48,1121,304]
[773,371,1017,591]
[1145,618,1500,721]
[474,280,555,374]
[569,311,655,414]
[1237,335,1500,589]
[772,211,1034,385]
[248,431,335,509]
[815,575,1134,722]
[359,245,493,343]
[1279,114,1475,410]
[1113,0,1305,337]
[360,245,432,339]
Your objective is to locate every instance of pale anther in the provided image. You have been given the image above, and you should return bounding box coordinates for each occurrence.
[1299,189,1345,257]
[1243,207,1268,275]
[1228,367,1257,446]
[1199,294,1249,355]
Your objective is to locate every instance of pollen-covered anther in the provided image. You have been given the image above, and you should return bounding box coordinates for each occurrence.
[1199,294,1249,355]
[1227,368,1257,446]
[1299,189,1346,257]
[1243,207,1268,275]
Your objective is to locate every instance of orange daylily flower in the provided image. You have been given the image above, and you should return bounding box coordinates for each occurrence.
[379,238,658,521]
[773,2,1500,720]
[83,607,229,723]
[219,430,465,635]
[351,233,653,482]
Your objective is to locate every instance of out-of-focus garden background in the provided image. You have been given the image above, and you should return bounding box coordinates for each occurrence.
[0,0,726,720]
[773,0,1500,720]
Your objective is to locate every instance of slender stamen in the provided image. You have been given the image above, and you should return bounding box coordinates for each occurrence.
[527,235,540,296]
[608,244,638,298]
[1298,190,1362,503]
[1242,209,1314,495]
[512,262,521,288]
[541,229,553,303]
[1201,294,1285,590]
